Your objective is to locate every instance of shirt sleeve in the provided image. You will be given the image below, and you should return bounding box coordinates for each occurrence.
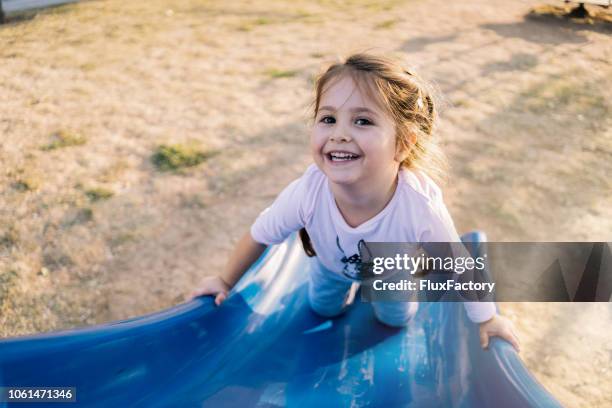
[250,175,309,246]
[419,199,497,324]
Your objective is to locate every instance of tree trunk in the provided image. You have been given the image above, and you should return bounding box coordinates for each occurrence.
[0,1,5,24]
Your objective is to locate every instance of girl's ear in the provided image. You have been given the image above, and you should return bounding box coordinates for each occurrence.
[394,145,409,163]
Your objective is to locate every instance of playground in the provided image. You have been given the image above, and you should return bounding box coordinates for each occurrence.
[1,0,611,406]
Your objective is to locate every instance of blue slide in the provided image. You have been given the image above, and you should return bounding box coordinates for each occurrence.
[0,233,561,407]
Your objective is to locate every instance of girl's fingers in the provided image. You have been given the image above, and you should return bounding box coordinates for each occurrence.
[495,327,520,352]
[190,288,206,299]
[188,288,228,306]
[480,316,520,352]
[511,326,521,342]
[506,321,521,351]
[507,329,521,352]
[189,277,230,300]
[480,330,490,349]
[215,292,228,306]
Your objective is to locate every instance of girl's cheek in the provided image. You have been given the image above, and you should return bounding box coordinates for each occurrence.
[312,130,328,145]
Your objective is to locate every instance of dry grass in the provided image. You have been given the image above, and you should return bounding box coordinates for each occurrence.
[1,1,611,406]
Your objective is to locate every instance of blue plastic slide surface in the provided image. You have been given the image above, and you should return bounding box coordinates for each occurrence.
[0,233,562,407]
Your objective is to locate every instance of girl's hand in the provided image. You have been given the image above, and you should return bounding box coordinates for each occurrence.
[189,276,231,306]
[479,314,520,352]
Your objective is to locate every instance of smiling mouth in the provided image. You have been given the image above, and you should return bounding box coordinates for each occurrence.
[326,151,361,162]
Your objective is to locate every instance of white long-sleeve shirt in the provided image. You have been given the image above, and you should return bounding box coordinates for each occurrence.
[251,164,496,323]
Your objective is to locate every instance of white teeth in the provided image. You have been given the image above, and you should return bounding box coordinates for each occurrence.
[328,151,359,161]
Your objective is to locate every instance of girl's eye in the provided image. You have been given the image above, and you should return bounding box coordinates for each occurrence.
[319,116,373,126]
[355,118,373,126]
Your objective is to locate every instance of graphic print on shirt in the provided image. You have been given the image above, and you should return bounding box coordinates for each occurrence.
[336,237,375,280]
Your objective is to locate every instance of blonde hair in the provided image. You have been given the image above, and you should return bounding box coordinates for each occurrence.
[312,53,447,183]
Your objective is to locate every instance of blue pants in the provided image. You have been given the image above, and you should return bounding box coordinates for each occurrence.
[308,258,418,327]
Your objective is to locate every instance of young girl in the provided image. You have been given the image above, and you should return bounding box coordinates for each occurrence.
[190,53,519,351]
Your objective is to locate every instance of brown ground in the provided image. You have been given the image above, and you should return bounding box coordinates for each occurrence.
[1,0,611,406]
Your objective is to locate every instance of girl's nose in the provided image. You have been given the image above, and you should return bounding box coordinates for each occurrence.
[330,122,352,143]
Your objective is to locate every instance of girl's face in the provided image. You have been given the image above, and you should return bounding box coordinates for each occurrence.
[311,75,400,189]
